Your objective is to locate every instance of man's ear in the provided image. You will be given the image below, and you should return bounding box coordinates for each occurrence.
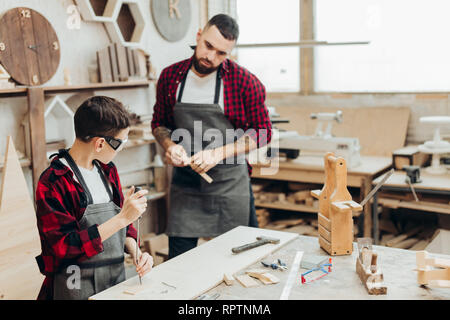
[196,28,202,42]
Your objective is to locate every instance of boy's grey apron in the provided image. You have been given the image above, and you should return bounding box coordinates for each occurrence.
[53,150,126,300]
[167,65,250,238]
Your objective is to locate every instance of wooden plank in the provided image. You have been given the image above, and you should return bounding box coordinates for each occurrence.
[0,137,43,299]
[97,48,112,83]
[90,226,298,300]
[114,43,129,81]
[27,88,47,191]
[108,44,119,82]
[126,47,136,76]
[236,274,259,288]
[426,229,450,255]
[392,238,419,249]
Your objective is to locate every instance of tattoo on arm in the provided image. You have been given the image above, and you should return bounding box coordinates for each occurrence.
[152,126,173,150]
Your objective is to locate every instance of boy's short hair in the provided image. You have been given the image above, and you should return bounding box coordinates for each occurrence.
[74,96,131,142]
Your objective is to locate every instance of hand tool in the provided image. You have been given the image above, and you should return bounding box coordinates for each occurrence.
[403,165,421,184]
[359,168,394,207]
[405,176,420,202]
[231,236,280,254]
[134,186,142,285]
[261,259,288,271]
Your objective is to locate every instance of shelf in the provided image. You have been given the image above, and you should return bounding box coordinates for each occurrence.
[255,201,318,213]
[0,80,155,98]
[0,158,31,171]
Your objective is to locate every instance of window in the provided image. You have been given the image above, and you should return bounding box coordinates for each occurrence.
[315,0,450,92]
[235,0,300,92]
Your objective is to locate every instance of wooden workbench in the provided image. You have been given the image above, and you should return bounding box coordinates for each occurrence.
[205,235,450,300]
[372,170,450,243]
[251,155,392,237]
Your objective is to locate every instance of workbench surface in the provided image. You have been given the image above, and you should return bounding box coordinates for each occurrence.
[205,235,450,300]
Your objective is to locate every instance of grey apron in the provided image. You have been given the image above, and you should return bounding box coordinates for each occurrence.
[53,150,126,300]
[167,65,250,238]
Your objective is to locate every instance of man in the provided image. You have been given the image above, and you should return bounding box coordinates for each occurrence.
[151,14,272,258]
[35,96,153,299]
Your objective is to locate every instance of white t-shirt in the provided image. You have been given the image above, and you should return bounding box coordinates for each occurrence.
[176,70,224,111]
[60,158,112,204]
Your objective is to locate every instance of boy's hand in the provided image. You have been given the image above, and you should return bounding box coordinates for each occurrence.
[134,252,153,278]
[118,186,148,225]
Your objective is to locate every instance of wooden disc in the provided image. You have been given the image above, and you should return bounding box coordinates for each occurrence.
[151,0,191,42]
[0,7,60,86]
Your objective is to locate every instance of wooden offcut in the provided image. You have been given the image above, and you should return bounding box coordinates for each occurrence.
[415,251,450,288]
[355,249,388,295]
[0,136,43,299]
[97,47,113,83]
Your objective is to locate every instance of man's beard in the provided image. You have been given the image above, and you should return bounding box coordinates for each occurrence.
[192,53,219,75]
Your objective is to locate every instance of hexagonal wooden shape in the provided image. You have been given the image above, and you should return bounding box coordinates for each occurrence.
[104,0,145,47]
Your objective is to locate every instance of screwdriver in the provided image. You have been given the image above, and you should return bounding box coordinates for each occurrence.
[134,186,142,285]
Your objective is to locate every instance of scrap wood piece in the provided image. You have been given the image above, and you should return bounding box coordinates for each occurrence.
[245,269,280,284]
[223,273,235,286]
[415,251,450,287]
[236,274,259,288]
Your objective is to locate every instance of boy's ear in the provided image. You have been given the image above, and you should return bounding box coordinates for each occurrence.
[94,137,105,152]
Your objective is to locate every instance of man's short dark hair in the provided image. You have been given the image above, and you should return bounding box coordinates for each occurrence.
[74,96,131,142]
[205,14,239,41]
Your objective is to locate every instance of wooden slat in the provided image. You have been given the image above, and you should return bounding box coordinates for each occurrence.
[27,88,46,191]
[97,48,112,83]
[108,44,119,82]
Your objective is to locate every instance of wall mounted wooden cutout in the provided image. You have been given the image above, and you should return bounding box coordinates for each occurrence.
[75,0,119,22]
[151,0,191,42]
[104,0,146,47]
[0,8,60,86]
[0,136,43,299]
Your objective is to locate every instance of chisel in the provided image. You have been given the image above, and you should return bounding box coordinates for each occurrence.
[134,186,142,285]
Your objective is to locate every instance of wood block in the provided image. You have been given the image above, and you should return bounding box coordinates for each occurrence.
[293,190,310,202]
[426,229,450,255]
[428,280,450,288]
[0,137,43,299]
[108,44,119,82]
[97,48,112,83]
[246,269,279,284]
[223,273,235,286]
[114,43,129,81]
[356,257,387,295]
[126,47,136,76]
[236,274,259,288]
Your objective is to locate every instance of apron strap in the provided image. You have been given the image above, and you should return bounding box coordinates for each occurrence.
[59,149,94,205]
[93,160,114,202]
[177,62,222,105]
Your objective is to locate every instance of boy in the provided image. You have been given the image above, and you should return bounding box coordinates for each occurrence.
[35,96,153,300]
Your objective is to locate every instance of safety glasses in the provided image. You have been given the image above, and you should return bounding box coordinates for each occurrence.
[86,135,128,151]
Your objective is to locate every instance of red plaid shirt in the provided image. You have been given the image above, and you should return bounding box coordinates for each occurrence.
[151,56,272,174]
[34,156,137,300]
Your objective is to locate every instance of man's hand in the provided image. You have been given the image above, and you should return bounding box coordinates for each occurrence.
[165,144,190,167]
[190,148,224,174]
[134,252,153,278]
